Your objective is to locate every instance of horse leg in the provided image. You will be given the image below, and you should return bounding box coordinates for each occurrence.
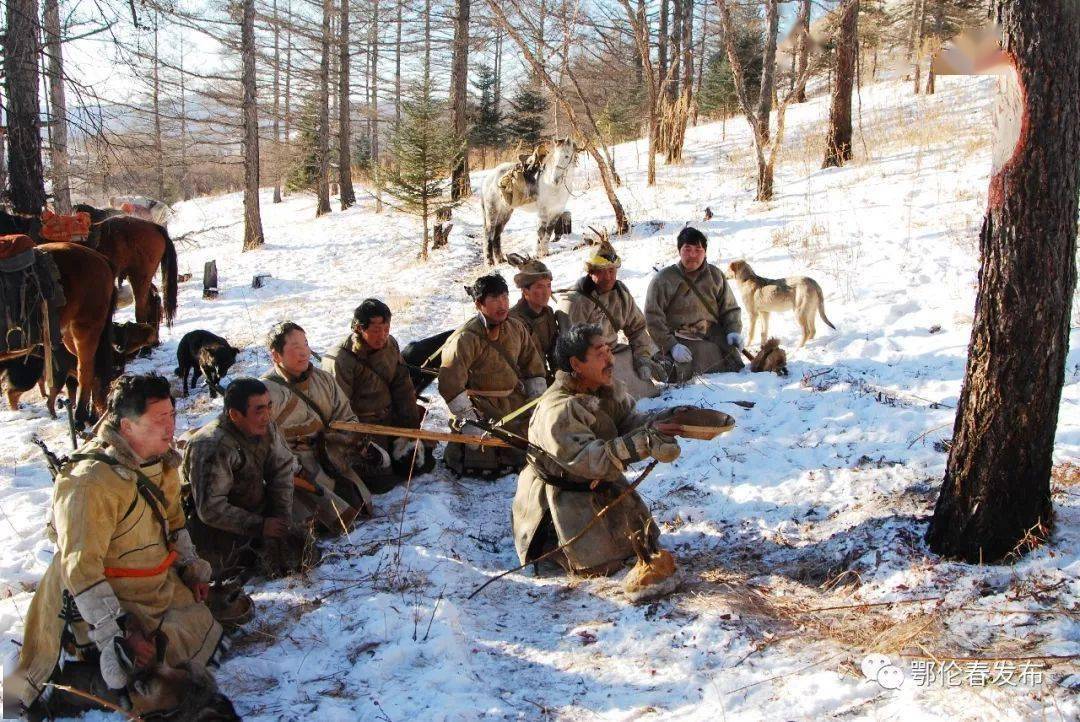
[69,325,102,427]
[536,218,553,258]
[129,272,153,327]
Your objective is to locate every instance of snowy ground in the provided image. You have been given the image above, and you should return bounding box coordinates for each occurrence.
[2,75,1078,721]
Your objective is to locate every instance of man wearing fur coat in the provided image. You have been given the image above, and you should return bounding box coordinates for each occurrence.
[556,240,668,399]
[262,321,376,531]
[507,255,560,382]
[439,273,547,475]
[511,324,681,594]
[645,227,744,381]
[4,374,224,715]
[324,299,435,491]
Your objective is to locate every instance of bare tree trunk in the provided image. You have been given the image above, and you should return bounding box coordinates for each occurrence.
[424,0,432,88]
[272,0,283,204]
[0,94,8,197]
[795,0,811,103]
[823,0,857,168]
[4,0,46,214]
[179,43,190,200]
[316,0,332,216]
[395,0,403,130]
[152,11,165,201]
[372,0,383,212]
[755,0,779,144]
[493,27,503,111]
[241,0,265,250]
[42,0,70,212]
[449,0,471,200]
[681,0,693,92]
[927,1,1080,562]
[913,0,928,94]
[659,0,669,97]
[339,0,355,209]
[693,0,708,124]
[716,0,807,202]
[669,0,681,100]
[283,0,293,197]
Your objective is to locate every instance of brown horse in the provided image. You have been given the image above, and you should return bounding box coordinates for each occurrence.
[93,215,178,329]
[0,243,116,425]
[0,209,178,332]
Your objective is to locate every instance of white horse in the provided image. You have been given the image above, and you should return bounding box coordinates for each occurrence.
[480,137,580,265]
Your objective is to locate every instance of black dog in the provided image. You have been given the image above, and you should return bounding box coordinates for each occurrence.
[175,330,240,398]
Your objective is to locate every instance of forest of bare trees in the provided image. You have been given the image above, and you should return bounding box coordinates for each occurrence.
[0,1,994,238]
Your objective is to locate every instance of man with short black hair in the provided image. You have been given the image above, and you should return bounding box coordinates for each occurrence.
[262,321,374,531]
[5,374,223,713]
[511,324,681,588]
[324,299,435,491]
[556,240,668,399]
[645,226,744,381]
[439,274,546,475]
[182,377,318,582]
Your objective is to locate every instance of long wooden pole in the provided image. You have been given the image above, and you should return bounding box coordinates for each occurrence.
[330,421,513,448]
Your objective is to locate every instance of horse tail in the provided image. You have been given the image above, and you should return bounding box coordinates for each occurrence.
[93,287,117,403]
[159,224,178,327]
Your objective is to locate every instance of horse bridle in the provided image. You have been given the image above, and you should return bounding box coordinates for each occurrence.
[547,146,577,187]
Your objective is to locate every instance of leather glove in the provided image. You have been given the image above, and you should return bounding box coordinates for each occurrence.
[726,332,744,349]
[392,436,425,468]
[634,355,669,383]
[524,376,547,399]
[671,343,693,364]
[171,528,212,587]
[73,584,130,690]
[447,390,479,422]
[605,426,680,467]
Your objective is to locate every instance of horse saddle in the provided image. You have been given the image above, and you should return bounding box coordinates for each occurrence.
[498,157,540,208]
[39,210,91,243]
[0,235,65,356]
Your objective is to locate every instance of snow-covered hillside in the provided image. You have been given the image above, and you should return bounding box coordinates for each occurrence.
[2,75,1077,720]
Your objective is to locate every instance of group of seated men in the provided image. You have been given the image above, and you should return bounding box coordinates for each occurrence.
[3,226,746,717]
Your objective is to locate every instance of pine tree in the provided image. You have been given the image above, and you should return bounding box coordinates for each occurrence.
[505,82,548,147]
[469,64,505,165]
[383,82,462,260]
[285,98,320,193]
[698,25,764,119]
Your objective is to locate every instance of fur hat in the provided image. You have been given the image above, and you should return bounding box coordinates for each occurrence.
[586,239,621,270]
[506,253,552,288]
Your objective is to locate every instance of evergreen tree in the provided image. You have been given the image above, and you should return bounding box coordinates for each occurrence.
[285,97,320,193]
[469,64,505,162]
[505,81,548,147]
[699,7,764,118]
[383,81,462,259]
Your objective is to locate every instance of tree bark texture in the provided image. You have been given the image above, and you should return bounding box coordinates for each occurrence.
[449,0,471,200]
[241,0,265,250]
[339,0,356,209]
[316,0,332,216]
[3,0,46,214]
[926,2,1080,563]
[823,0,858,168]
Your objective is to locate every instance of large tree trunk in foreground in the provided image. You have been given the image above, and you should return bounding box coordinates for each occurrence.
[241,0,265,250]
[926,2,1080,563]
[822,0,858,168]
[4,0,46,214]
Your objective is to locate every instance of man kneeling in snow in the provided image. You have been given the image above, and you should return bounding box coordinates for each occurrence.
[262,322,374,532]
[4,374,224,716]
[182,378,319,585]
[644,226,744,382]
[324,299,435,492]
[511,323,681,596]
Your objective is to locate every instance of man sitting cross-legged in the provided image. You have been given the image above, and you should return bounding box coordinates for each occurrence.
[182,378,319,584]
